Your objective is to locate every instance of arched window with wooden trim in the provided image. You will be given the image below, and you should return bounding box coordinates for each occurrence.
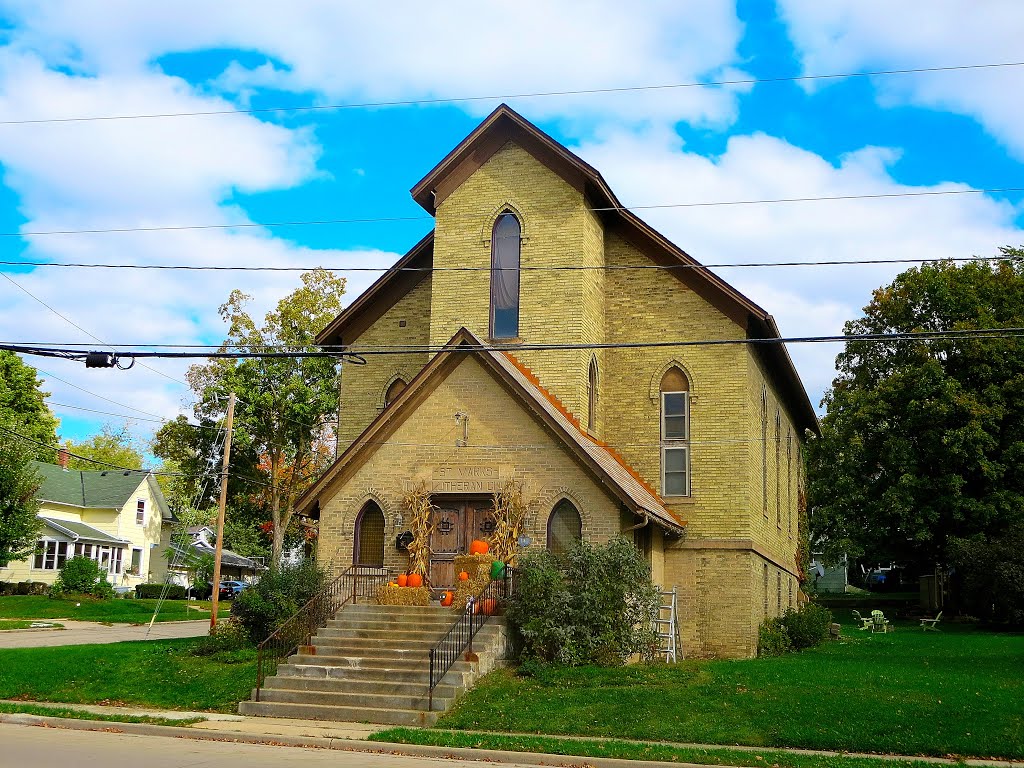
[587,355,599,433]
[761,385,769,518]
[787,428,794,537]
[775,409,782,528]
[490,212,521,339]
[384,377,407,408]
[353,501,386,567]
[660,366,690,496]
[547,499,582,556]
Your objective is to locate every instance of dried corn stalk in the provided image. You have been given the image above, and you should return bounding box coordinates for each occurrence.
[490,477,529,564]
[402,482,435,576]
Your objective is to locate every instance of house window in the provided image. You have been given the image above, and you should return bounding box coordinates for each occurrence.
[490,212,521,339]
[761,385,769,518]
[587,356,599,433]
[660,367,689,497]
[547,499,582,556]
[354,501,386,567]
[33,540,69,571]
[777,571,782,616]
[136,499,145,525]
[111,547,123,575]
[384,378,407,408]
[763,563,769,617]
[130,548,143,576]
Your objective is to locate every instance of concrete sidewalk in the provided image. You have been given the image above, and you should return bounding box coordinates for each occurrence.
[0,620,209,648]
[0,701,1019,768]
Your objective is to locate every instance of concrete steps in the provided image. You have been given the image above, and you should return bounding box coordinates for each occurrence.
[239,602,507,725]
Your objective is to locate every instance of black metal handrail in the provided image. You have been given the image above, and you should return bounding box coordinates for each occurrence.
[254,564,390,701]
[427,568,514,710]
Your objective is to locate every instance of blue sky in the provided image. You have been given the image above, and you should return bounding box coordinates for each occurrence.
[0,1,1021,453]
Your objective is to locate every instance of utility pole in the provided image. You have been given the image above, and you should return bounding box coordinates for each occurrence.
[209,392,236,632]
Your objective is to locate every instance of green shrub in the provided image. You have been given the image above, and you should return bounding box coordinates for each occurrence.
[781,603,833,649]
[231,560,326,643]
[757,616,792,657]
[134,583,188,600]
[949,523,1024,626]
[50,557,114,599]
[507,537,660,666]
[192,618,251,656]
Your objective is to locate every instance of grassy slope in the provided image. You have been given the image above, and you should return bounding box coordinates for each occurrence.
[0,638,255,712]
[436,625,1024,759]
[0,596,222,623]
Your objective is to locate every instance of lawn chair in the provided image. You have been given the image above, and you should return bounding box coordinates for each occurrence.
[919,611,942,631]
[852,609,872,630]
[870,609,890,633]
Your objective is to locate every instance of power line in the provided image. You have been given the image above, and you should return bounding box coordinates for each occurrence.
[35,366,170,420]
[0,270,192,388]
[6,327,1024,366]
[2,188,1021,239]
[48,401,223,432]
[3,251,1020,274]
[1,61,1021,125]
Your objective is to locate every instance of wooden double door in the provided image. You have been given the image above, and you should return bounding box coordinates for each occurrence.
[429,499,495,589]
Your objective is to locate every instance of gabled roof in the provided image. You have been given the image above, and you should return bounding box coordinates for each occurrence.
[299,328,685,535]
[33,462,175,522]
[39,516,129,545]
[316,105,817,432]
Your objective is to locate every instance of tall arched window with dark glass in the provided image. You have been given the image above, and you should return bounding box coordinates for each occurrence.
[490,212,521,339]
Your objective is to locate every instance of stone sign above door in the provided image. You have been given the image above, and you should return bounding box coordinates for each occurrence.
[422,466,502,495]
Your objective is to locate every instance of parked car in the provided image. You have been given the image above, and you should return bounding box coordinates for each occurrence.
[218,581,248,600]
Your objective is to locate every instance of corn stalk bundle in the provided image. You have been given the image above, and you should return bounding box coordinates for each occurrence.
[403,482,436,576]
[490,477,529,564]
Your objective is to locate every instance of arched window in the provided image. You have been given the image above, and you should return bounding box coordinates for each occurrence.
[761,385,769,518]
[587,356,599,433]
[354,502,385,567]
[490,212,521,339]
[775,409,782,528]
[660,367,690,496]
[384,377,407,408]
[547,499,582,556]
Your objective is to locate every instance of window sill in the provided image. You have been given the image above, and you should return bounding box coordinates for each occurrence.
[487,337,522,345]
[662,495,694,503]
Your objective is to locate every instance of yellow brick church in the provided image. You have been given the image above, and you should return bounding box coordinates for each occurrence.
[300,105,818,658]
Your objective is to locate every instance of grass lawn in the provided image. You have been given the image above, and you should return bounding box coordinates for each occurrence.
[435,623,1024,760]
[0,701,203,726]
[372,729,940,768]
[0,638,255,712]
[0,619,63,630]
[0,595,226,624]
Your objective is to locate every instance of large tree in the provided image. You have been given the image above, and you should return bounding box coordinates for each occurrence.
[65,423,144,470]
[155,270,346,565]
[0,420,42,568]
[0,351,59,459]
[808,249,1024,571]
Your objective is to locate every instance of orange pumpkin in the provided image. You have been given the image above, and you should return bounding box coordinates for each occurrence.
[388,581,397,588]
[469,539,490,556]
[397,573,408,588]
[458,571,469,581]
[481,598,498,616]
[408,572,423,588]
[440,591,454,607]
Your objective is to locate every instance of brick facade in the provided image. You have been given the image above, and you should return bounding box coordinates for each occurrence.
[310,106,816,658]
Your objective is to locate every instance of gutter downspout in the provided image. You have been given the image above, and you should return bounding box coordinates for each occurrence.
[622,509,650,533]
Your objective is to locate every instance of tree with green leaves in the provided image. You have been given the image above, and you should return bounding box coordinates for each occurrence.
[808,248,1024,573]
[154,269,346,566]
[0,423,42,568]
[65,423,144,470]
[0,351,59,459]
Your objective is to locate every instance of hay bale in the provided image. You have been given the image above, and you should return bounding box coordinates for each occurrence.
[375,584,430,606]
[448,553,495,612]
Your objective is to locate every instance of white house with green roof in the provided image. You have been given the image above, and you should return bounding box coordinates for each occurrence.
[0,460,176,589]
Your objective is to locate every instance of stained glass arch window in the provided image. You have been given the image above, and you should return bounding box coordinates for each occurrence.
[354,502,385,567]
[547,499,582,556]
[490,212,521,339]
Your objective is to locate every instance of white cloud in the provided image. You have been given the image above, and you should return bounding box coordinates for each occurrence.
[572,128,1024,404]
[776,0,1024,159]
[0,0,748,127]
[0,49,399,445]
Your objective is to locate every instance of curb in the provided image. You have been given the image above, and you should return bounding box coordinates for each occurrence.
[1,713,1019,768]
[0,713,770,768]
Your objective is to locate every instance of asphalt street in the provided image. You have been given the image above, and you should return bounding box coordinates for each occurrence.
[0,723,545,768]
